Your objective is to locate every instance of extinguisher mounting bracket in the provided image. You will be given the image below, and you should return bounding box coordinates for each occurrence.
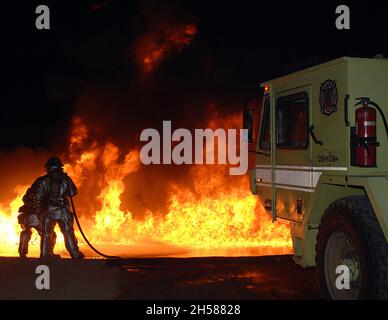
[355,97,370,107]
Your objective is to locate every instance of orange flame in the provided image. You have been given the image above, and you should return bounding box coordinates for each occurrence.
[135,23,198,73]
[0,114,292,258]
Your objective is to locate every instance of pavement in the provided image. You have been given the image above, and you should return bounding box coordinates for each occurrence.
[0,255,320,300]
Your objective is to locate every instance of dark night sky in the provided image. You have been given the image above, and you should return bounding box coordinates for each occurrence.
[2,0,388,151]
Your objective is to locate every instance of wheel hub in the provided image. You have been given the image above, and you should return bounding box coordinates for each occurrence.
[324,231,361,299]
[340,257,360,286]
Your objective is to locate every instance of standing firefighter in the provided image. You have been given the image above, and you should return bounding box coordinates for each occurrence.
[17,188,58,258]
[32,156,84,259]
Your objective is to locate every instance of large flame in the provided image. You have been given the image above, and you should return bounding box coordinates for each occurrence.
[0,114,292,258]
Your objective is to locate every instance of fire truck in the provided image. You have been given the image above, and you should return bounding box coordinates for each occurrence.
[244,57,388,299]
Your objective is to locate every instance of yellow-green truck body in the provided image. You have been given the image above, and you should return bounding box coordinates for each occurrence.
[249,57,388,268]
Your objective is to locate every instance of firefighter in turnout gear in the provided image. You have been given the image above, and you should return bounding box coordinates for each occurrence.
[32,156,84,259]
[17,188,58,258]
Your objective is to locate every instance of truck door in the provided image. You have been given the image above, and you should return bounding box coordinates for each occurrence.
[253,93,273,215]
[273,86,312,222]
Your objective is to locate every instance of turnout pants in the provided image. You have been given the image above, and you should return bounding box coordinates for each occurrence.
[41,207,84,259]
[18,216,57,258]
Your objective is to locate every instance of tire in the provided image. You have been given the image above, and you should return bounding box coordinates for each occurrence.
[315,196,388,300]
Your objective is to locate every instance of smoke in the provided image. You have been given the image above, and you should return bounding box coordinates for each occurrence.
[0,148,50,203]
[2,1,249,221]
[62,4,226,218]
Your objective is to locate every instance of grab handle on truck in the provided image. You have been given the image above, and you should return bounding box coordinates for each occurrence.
[344,94,350,127]
[309,125,324,146]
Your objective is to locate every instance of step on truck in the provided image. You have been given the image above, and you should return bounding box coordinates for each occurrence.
[244,57,388,300]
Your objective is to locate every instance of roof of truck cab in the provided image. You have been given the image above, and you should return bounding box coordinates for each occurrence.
[260,56,387,87]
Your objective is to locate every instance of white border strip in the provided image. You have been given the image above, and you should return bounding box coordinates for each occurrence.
[261,183,314,193]
[256,168,319,188]
[255,165,347,171]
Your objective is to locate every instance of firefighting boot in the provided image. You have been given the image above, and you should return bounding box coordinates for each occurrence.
[18,230,31,258]
[50,232,61,259]
[40,234,56,259]
[63,232,85,259]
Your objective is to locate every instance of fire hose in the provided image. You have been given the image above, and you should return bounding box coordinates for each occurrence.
[69,196,121,259]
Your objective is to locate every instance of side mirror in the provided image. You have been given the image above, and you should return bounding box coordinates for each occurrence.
[243,109,254,143]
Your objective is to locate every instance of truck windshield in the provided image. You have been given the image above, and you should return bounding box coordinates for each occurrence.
[259,95,270,150]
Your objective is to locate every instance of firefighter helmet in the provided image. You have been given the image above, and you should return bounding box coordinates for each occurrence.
[45,156,64,170]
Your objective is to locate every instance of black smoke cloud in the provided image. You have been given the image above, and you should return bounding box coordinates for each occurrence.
[1,0,244,217]
[63,1,246,218]
[3,0,388,216]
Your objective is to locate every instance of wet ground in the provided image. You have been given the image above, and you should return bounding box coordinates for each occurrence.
[0,255,319,300]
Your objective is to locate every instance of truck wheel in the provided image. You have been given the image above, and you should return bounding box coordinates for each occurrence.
[316,196,388,300]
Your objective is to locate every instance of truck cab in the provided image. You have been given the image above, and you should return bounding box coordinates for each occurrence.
[246,57,388,299]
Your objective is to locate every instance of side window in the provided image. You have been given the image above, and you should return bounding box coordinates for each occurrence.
[259,95,270,150]
[276,92,309,149]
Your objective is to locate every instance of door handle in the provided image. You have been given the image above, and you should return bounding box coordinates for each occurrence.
[309,125,323,146]
[344,94,350,127]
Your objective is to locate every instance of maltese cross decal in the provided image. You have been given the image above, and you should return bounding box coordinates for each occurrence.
[319,79,338,116]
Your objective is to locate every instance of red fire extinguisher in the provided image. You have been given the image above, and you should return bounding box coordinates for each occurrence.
[353,97,388,167]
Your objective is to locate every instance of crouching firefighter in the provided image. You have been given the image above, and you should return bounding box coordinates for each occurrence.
[17,188,58,258]
[32,156,85,259]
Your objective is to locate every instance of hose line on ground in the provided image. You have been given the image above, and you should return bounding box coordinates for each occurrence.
[70,196,121,259]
